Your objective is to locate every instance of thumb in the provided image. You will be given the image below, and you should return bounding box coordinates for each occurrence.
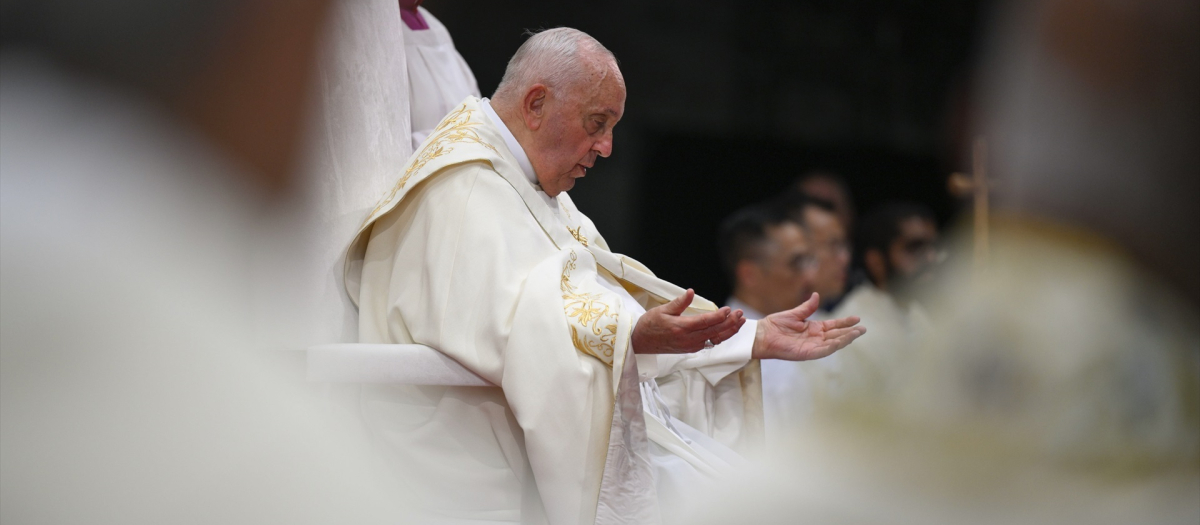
[662,289,694,316]
[790,292,820,320]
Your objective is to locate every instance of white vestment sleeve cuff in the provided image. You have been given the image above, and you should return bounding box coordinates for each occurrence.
[690,319,756,385]
[635,354,660,383]
[645,320,757,384]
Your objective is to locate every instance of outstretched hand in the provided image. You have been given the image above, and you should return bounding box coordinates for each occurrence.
[752,293,866,361]
[632,289,746,354]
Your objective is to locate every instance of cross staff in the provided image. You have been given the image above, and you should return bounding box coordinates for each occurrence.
[947,137,990,270]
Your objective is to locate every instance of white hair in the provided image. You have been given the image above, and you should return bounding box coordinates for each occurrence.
[492,27,619,103]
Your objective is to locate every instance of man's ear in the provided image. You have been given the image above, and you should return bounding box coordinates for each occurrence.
[522,85,548,131]
[864,249,887,290]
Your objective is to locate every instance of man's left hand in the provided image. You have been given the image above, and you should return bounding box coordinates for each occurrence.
[751,293,866,361]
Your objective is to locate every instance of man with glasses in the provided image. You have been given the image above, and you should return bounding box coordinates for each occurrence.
[717,205,818,321]
[717,201,848,444]
[778,194,852,315]
[827,202,939,398]
[757,199,936,443]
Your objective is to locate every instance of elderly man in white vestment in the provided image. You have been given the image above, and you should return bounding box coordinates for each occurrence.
[344,28,865,524]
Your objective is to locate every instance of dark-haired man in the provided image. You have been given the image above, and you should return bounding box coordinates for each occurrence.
[793,171,856,234]
[826,203,938,397]
[718,206,818,320]
[846,203,939,309]
[776,193,852,313]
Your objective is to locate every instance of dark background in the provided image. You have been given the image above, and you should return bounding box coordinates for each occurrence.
[434,0,992,303]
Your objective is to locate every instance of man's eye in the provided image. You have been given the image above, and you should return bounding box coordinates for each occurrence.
[590,120,605,133]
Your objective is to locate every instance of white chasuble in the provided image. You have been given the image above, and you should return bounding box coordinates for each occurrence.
[344,97,763,523]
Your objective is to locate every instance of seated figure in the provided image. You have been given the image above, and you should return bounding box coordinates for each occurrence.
[343,27,865,523]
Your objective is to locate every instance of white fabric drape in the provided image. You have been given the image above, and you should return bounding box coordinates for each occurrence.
[404,7,481,150]
[269,0,414,348]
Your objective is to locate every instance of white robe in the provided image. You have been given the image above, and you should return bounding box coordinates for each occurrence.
[756,283,931,446]
[344,97,763,523]
[403,7,480,151]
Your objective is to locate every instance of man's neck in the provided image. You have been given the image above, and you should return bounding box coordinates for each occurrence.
[489,100,520,138]
[489,100,535,161]
[729,292,768,319]
[481,98,538,189]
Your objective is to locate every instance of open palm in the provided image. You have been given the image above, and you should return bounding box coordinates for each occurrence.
[753,293,866,361]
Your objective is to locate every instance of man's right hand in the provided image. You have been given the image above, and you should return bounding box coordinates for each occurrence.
[631,289,746,354]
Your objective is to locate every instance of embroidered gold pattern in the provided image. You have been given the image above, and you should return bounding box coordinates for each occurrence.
[364,104,499,225]
[566,226,589,247]
[560,251,617,364]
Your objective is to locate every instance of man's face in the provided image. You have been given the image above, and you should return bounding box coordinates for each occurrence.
[799,177,853,231]
[527,62,625,196]
[886,217,939,289]
[803,207,850,302]
[746,223,816,315]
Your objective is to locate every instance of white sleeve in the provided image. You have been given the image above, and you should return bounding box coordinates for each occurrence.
[595,274,755,385]
[645,320,755,385]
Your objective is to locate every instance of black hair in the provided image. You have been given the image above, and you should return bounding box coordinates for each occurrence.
[855,202,936,259]
[716,204,796,284]
[769,190,836,227]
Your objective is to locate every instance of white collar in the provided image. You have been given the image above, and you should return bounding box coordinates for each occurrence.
[480,98,539,189]
[724,296,765,321]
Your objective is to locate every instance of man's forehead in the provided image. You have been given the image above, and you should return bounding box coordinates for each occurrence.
[768,222,808,245]
[583,97,622,117]
[804,207,840,228]
[899,217,938,237]
[583,60,625,116]
[590,86,625,118]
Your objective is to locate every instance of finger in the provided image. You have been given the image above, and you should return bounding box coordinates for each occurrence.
[830,327,867,348]
[678,306,731,331]
[820,326,860,340]
[661,289,695,316]
[705,312,743,346]
[789,292,820,321]
[820,315,861,331]
[694,311,744,344]
[707,313,746,346]
[677,312,739,350]
[800,326,866,361]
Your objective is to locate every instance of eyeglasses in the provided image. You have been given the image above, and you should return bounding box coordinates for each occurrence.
[815,240,850,258]
[901,238,937,255]
[789,253,820,272]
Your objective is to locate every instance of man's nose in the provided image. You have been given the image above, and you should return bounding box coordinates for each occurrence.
[594,134,613,158]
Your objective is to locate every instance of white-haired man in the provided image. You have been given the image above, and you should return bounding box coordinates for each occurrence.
[345,28,865,524]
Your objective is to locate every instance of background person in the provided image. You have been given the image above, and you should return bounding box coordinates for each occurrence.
[792,171,856,235]
[777,193,852,315]
[717,204,817,320]
[399,0,481,150]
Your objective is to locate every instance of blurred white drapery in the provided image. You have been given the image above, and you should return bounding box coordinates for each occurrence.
[264,0,414,348]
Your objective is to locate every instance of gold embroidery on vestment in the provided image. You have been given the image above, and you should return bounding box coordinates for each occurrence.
[567,226,589,247]
[364,104,499,225]
[560,251,617,365]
